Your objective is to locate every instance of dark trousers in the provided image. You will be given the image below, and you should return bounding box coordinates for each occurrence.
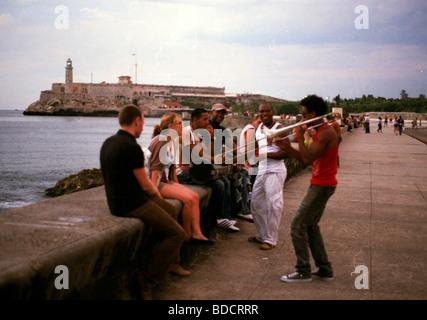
[291,184,336,276]
[124,197,185,283]
[178,169,230,220]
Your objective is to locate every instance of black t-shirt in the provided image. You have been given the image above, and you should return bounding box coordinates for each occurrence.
[100,130,149,216]
[209,120,232,146]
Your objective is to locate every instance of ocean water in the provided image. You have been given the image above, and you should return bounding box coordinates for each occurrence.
[0,110,160,212]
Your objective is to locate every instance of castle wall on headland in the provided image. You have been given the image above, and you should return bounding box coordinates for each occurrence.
[49,82,225,99]
[26,81,284,117]
[24,59,284,116]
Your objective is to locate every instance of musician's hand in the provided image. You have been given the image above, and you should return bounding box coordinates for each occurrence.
[295,125,306,141]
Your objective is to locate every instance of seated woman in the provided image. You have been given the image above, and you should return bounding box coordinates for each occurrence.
[148,113,212,244]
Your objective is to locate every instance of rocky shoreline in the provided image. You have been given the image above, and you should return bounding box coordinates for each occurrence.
[45,168,104,197]
[45,158,305,197]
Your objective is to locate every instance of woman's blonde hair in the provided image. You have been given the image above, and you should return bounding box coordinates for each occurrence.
[152,112,181,138]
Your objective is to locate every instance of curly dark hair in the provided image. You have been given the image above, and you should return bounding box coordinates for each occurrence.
[300,95,327,117]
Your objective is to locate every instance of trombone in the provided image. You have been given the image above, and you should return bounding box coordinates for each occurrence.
[264,112,340,140]
[214,112,341,163]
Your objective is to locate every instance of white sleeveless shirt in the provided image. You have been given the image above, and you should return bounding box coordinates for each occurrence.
[255,122,287,175]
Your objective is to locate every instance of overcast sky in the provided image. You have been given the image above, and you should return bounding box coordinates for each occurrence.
[0,0,426,110]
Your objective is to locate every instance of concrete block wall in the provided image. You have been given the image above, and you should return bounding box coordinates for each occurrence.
[0,185,211,299]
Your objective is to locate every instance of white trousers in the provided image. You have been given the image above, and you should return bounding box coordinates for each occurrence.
[250,171,286,246]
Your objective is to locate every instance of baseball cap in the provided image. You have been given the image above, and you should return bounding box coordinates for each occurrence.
[211,103,229,112]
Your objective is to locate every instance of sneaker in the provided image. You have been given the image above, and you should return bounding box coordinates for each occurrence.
[217,219,240,231]
[237,213,254,222]
[280,271,312,283]
[311,270,334,281]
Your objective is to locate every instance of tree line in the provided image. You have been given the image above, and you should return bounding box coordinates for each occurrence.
[233,91,427,115]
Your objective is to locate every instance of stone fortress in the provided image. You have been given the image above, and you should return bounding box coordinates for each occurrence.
[24,58,285,117]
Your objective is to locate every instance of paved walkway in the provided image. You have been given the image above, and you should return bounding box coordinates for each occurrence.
[154,122,427,300]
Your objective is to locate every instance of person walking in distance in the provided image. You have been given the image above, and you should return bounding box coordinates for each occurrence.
[100,104,188,299]
[377,117,383,133]
[277,95,339,283]
[397,116,404,135]
[364,113,370,133]
[327,114,341,167]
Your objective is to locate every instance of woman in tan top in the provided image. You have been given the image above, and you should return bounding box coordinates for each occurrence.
[148,113,212,244]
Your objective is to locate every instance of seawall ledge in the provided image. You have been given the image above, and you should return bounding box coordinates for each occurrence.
[0,185,211,299]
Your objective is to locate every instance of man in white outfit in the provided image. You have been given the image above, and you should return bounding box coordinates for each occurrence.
[249,103,292,250]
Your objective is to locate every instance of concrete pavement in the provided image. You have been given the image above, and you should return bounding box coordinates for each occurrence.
[153,122,427,300]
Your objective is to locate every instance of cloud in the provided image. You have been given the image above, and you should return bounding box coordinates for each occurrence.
[0,0,426,110]
[0,13,13,27]
[15,0,38,4]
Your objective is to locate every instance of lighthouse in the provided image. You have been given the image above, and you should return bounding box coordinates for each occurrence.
[65,58,73,93]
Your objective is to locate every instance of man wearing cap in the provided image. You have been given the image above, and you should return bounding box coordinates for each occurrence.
[207,103,252,229]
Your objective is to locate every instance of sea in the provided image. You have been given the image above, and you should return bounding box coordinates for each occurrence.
[0,110,161,212]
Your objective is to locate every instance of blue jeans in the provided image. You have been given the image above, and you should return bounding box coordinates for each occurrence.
[178,169,230,220]
[291,184,336,276]
[230,168,251,215]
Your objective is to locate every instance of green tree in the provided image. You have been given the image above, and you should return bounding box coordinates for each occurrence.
[333,94,341,106]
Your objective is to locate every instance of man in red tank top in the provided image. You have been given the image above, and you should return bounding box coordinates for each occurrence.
[277,95,339,283]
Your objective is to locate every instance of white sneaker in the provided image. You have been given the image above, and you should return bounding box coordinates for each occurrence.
[217,219,240,231]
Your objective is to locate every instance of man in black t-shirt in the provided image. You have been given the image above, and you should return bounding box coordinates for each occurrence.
[100,104,188,300]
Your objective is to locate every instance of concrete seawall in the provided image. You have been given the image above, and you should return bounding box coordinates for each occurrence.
[0,156,306,300]
[0,184,211,299]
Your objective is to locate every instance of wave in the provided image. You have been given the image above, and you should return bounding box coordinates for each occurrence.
[0,201,36,212]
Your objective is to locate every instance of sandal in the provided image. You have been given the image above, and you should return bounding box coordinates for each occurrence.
[260,243,275,250]
[248,236,263,244]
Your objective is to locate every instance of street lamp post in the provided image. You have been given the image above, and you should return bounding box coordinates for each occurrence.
[132,53,138,84]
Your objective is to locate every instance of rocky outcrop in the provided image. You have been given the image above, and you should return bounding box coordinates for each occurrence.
[45,168,104,197]
[23,95,155,117]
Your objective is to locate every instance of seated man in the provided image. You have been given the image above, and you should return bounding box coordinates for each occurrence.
[207,103,253,223]
[100,104,189,300]
[177,107,240,231]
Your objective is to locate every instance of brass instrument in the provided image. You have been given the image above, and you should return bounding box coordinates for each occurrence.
[263,112,340,140]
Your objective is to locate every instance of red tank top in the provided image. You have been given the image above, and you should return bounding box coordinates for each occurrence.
[310,124,338,186]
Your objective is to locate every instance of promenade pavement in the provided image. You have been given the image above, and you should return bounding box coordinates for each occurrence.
[154,122,427,300]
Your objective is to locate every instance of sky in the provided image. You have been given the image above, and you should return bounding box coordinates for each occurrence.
[0,0,426,110]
